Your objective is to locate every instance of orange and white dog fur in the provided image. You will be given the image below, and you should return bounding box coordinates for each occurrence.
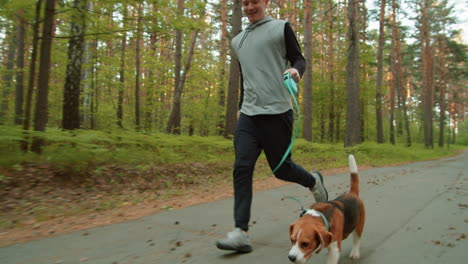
[288,155,365,264]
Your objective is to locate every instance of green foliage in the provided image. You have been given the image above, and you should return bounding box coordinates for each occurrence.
[1,125,463,171]
[293,139,464,170]
[457,121,468,146]
[341,142,463,166]
[0,125,233,168]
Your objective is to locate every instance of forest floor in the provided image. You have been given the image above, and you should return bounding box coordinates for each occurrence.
[0,159,364,248]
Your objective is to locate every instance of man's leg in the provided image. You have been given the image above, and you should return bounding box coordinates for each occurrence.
[233,113,262,231]
[259,111,328,202]
[217,113,260,253]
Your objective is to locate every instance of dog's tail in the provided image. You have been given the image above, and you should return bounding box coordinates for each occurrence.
[349,154,359,195]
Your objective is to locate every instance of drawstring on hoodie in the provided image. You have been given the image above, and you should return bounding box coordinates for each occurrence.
[238,28,251,50]
[238,16,274,50]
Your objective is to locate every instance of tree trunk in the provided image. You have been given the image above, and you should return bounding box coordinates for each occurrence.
[31,0,57,153]
[216,0,228,136]
[375,0,386,143]
[90,37,98,129]
[389,0,398,145]
[0,29,16,124]
[167,0,204,134]
[134,2,142,131]
[62,0,86,130]
[224,0,242,138]
[177,30,200,125]
[437,35,447,147]
[402,77,412,146]
[291,1,298,32]
[344,0,361,147]
[117,4,128,128]
[392,0,411,146]
[389,74,396,145]
[144,2,159,132]
[359,0,367,142]
[15,9,26,125]
[21,0,42,152]
[327,0,335,143]
[166,0,185,134]
[302,0,313,141]
[421,0,434,148]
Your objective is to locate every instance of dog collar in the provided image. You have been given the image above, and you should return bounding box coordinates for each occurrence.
[301,209,330,231]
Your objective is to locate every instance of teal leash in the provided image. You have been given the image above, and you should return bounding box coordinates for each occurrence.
[284,196,307,214]
[272,73,301,174]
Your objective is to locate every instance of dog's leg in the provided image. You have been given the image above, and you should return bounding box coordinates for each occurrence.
[326,241,340,264]
[349,230,361,259]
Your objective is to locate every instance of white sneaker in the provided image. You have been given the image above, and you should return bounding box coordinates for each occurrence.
[216,228,253,253]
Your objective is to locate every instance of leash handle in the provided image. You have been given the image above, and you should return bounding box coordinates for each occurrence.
[283,72,298,95]
[272,73,301,174]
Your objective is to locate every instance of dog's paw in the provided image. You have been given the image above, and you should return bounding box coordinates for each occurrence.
[349,249,360,259]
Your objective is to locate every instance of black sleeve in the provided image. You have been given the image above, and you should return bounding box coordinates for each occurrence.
[238,62,244,110]
[284,22,306,77]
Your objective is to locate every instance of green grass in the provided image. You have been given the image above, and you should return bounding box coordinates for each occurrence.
[0,125,234,169]
[0,125,464,171]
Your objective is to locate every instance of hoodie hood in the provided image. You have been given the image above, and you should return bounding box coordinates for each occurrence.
[238,16,274,49]
[246,16,274,31]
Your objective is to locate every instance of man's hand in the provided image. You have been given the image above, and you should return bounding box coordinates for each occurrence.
[283,68,300,83]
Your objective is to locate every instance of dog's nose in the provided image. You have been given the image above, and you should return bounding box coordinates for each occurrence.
[288,254,297,262]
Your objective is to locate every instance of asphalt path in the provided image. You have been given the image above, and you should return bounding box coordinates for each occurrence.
[1,151,467,264]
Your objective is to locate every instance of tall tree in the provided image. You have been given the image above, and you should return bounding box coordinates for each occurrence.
[62,0,87,130]
[117,3,128,128]
[420,0,434,148]
[359,0,368,142]
[144,2,159,132]
[389,0,398,145]
[89,36,98,129]
[391,0,411,146]
[81,1,92,128]
[14,9,26,125]
[302,0,313,141]
[433,0,456,147]
[166,0,185,134]
[437,34,448,147]
[167,0,205,134]
[224,0,242,138]
[375,0,386,143]
[216,0,228,135]
[0,28,16,124]
[31,0,57,153]
[327,0,335,142]
[134,2,143,131]
[21,0,42,152]
[344,0,362,147]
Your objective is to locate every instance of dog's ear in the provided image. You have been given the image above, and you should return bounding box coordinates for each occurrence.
[289,223,296,240]
[315,230,333,254]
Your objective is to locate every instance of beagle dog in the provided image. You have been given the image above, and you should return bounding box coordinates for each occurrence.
[288,155,365,264]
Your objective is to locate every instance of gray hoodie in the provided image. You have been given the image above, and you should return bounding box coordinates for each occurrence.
[231,16,292,116]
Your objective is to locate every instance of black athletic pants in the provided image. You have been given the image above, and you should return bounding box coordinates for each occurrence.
[233,110,316,231]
